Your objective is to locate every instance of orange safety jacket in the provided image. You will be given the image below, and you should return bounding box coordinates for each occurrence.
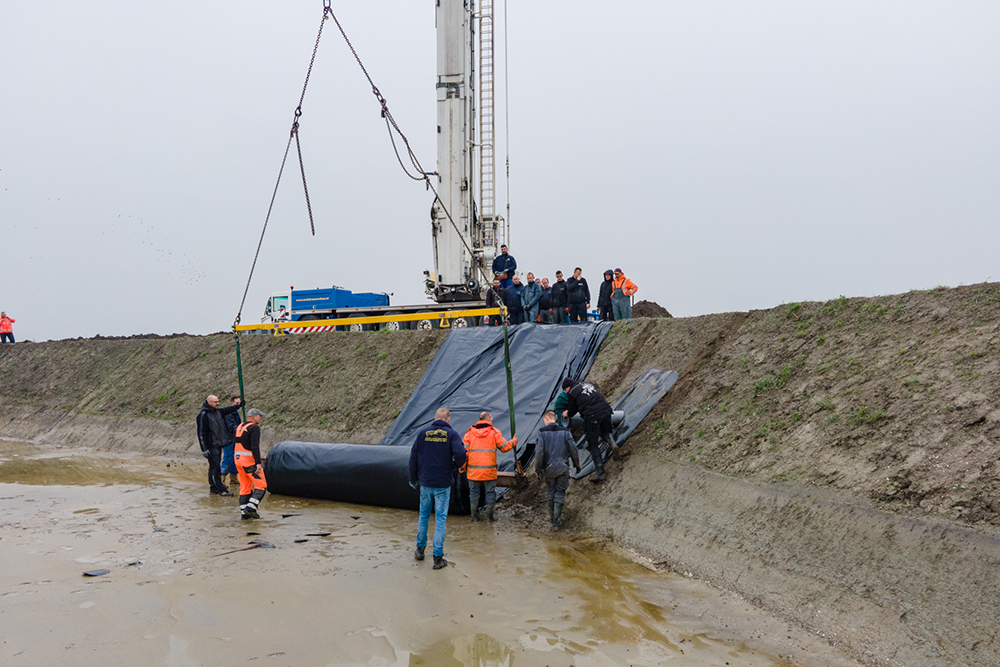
[0,316,13,333]
[234,422,262,467]
[462,421,517,481]
[611,274,638,297]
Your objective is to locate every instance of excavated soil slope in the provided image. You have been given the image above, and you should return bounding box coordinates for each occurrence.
[0,330,446,454]
[2,282,999,666]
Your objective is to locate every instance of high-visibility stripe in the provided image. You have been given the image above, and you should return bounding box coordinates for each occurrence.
[468,464,496,469]
[467,448,499,453]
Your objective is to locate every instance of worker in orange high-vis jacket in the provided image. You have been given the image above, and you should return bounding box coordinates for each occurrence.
[0,312,15,344]
[462,412,517,522]
[611,268,638,321]
[234,408,267,520]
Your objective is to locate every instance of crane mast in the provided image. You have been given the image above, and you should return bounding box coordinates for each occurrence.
[427,0,504,303]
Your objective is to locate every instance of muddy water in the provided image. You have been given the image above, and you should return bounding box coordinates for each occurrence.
[0,443,859,666]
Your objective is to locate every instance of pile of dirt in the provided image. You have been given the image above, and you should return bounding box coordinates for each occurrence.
[632,300,672,318]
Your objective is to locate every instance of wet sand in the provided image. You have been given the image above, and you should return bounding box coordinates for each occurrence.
[0,442,860,666]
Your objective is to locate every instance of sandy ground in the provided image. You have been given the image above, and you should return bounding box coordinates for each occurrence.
[0,441,862,667]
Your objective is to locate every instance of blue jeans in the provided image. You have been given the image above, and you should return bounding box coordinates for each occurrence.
[220,444,236,476]
[416,486,451,558]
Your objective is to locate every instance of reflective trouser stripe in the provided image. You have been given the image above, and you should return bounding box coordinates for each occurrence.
[468,464,496,469]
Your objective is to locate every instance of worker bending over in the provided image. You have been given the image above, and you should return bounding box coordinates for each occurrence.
[462,412,517,522]
[562,378,616,482]
[535,410,580,528]
[234,408,267,520]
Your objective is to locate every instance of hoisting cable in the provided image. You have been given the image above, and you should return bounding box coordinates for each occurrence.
[233,1,332,329]
[325,7,494,294]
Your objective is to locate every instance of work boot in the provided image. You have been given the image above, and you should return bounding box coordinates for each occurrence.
[241,509,260,520]
[590,471,606,483]
[470,505,480,522]
[414,546,425,561]
[552,502,564,528]
[486,503,496,522]
[218,489,234,497]
[433,556,448,570]
[548,500,555,524]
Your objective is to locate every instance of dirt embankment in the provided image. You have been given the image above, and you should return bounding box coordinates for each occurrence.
[3,283,1000,666]
[0,330,446,454]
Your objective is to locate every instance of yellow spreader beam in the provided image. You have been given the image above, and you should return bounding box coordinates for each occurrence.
[234,307,501,333]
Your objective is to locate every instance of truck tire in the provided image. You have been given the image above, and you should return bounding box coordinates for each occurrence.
[382,313,404,332]
[414,310,438,330]
[347,314,366,332]
[452,316,475,328]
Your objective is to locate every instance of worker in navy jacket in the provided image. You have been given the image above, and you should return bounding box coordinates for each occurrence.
[409,408,468,570]
[492,244,516,289]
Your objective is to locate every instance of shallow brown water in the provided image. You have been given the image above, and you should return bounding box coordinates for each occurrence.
[0,442,858,666]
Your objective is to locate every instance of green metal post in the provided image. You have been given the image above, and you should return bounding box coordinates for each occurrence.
[502,317,516,439]
[234,332,247,422]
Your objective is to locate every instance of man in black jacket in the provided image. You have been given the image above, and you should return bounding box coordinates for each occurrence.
[196,394,242,496]
[597,269,614,321]
[538,278,552,323]
[566,267,590,323]
[535,410,581,527]
[561,377,615,482]
[550,271,569,324]
[506,275,525,325]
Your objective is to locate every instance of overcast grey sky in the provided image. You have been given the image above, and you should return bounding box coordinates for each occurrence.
[1,1,998,341]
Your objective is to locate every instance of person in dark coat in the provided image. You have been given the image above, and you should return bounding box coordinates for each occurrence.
[506,275,525,325]
[520,273,542,323]
[550,271,569,324]
[491,244,516,289]
[597,270,614,321]
[485,278,507,326]
[535,411,581,528]
[561,378,615,482]
[566,268,590,324]
[196,395,242,496]
[409,407,468,570]
[538,278,552,324]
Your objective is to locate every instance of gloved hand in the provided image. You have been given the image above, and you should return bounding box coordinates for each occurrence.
[202,450,210,459]
[575,465,582,473]
[409,481,418,490]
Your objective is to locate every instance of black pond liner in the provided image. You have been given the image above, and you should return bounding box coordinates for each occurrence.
[264,323,676,513]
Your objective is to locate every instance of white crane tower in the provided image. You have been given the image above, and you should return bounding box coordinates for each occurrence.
[426,0,507,303]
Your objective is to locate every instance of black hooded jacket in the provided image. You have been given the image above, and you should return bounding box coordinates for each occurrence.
[598,276,614,308]
[565,381,613,421]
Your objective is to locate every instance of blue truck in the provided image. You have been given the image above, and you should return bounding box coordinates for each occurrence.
[262,286,486,331]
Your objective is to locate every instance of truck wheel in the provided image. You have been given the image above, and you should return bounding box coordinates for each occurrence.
[347,314,366,332]
[415,311,438,330]
[452,316,474,328]
[382,313,404,331]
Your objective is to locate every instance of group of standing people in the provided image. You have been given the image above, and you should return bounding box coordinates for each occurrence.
[408,377,617,570]
[489,245,639,324]
[196,395,268,520]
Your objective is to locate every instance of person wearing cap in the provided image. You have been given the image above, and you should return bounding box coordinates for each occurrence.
[597,270,615,321]
[611,268,638,320]
[234,408,268,519]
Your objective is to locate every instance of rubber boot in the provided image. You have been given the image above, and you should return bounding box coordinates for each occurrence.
[414,546,425,561]
[552,502,563,528]
[486,503,496,522]
[470,505,480,522]
[433,556,448,570]
[548,500,555,525]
